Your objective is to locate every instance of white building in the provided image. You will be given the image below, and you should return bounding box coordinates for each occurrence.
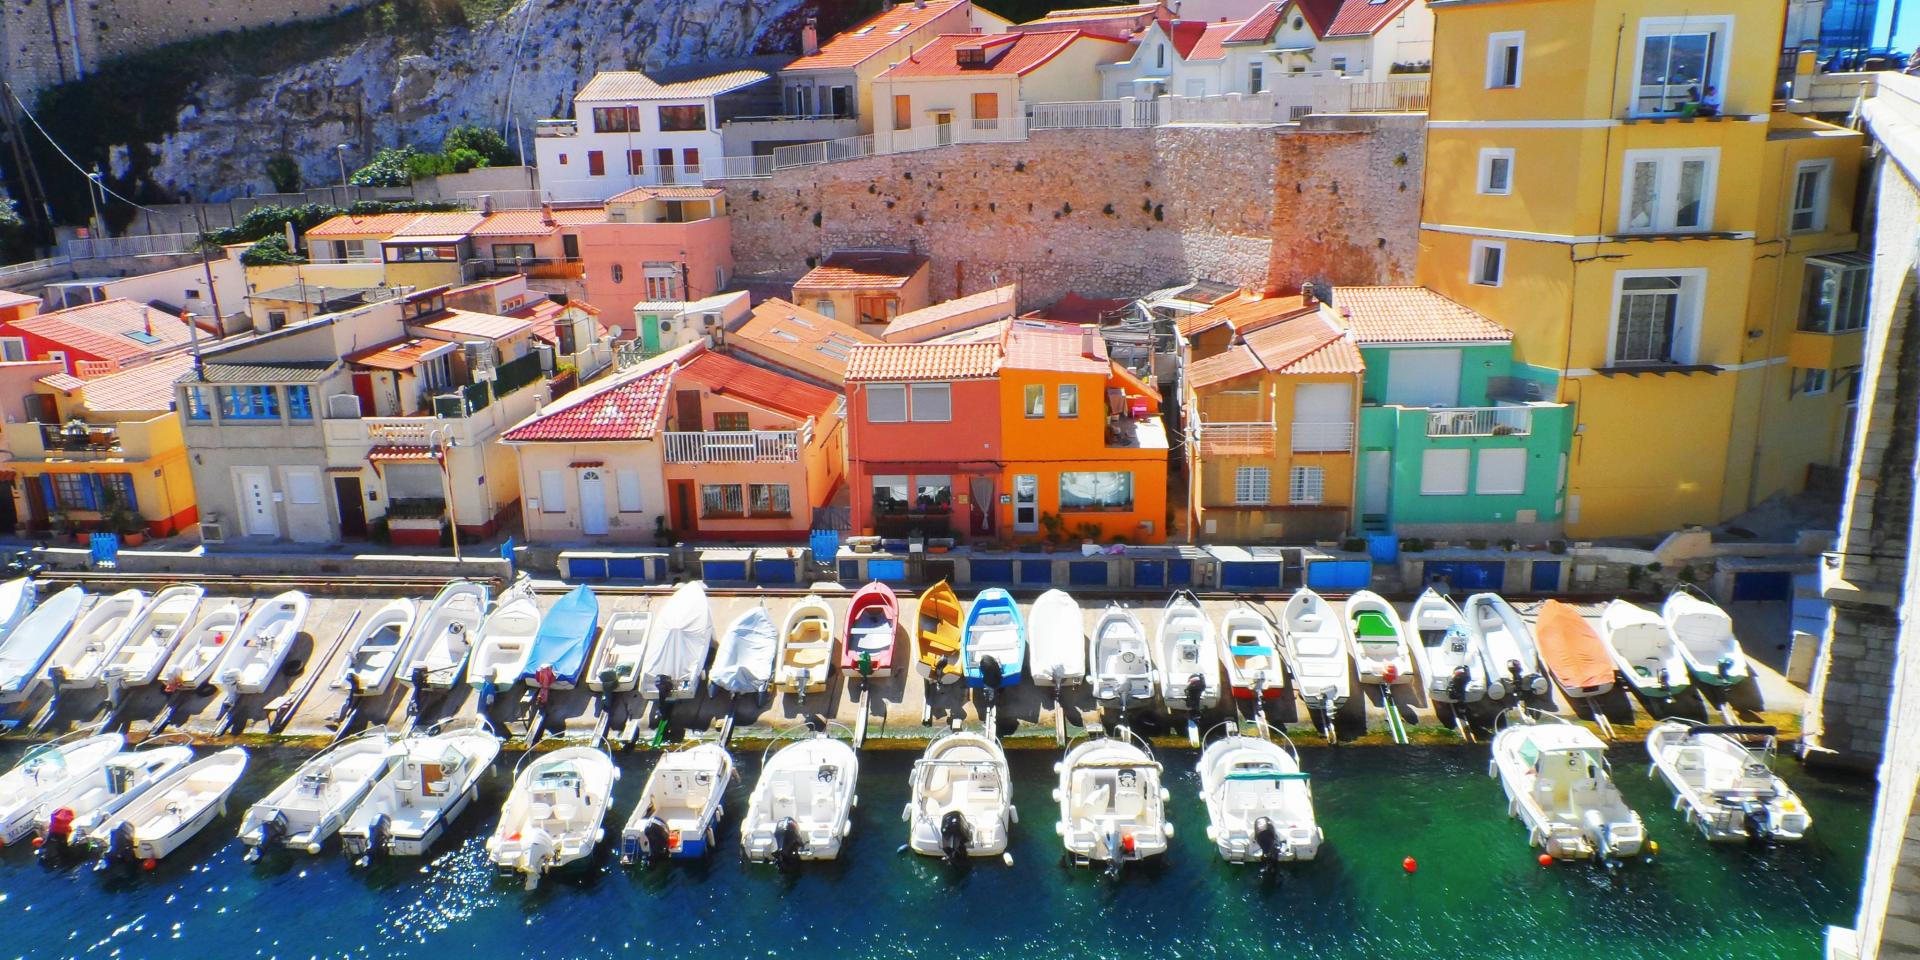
[1097,0,1430,100]
[535,69,777,202]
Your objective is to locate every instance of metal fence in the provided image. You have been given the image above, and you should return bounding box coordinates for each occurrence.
[59,232,199,260]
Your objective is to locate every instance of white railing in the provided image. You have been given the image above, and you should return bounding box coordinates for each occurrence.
[1195,420,1276,455]
[1030,97,1161,129]
[663,430,800,464]
[1165,91,1315,125]
[0,256,65,280]
[61,232,199,260]
[1314,78,1430,114]
[1291,421,1354,453]
[1425,406,1532,437]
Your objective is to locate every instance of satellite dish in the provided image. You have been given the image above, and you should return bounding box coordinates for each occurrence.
[608,324,624,340]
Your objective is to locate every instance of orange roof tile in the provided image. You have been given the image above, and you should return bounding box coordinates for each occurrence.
[1002,319,1107,374]
[501,346,693,442]
[846,340,1001,381]
[1185,345,1262,388]
[1223,2,1285,43]
[793,251,929,291]
[1178,293,1311,338]
[883,284,1016,341]
[1184,20,1242,60]
[346,337,458,371]
[391,211,486,238]
[1330,286,1511,344]
[0,289,39,309]
[787,0,971,71]
[471,208,607,237]
[1280,0,1343,37]
[878,30,1126,78]
[304,212,421,238]
[1028,3,1161,22]
[12,299,193,362]
[1024,291,1128,326]
[1324,0,1417,37]
[415,308,536,340]
[576,69,771,101]
[731,298,879,382]
[677,351,839,421]
[1187,312,1359,388]
[606,185,724,203]
[47,353,196,413]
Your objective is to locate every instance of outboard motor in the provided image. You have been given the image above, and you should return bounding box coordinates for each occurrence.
[1184,673,1206,715]
[1506,660,1525,696]
[597,667,621,705]
[245,810,288,862]
[533,664,558,710]
[771,817,805,871]
[1657,667,1674,697]
[1447,666,1470,702]
[1581,809,1615,865]
[1740,800,1772,842]
[1252,815,1283,863]
[641,816,672,865]
[1718,656,1735,681]
[39,807,77,862]
[938,810,971,865]
[979,655,1003,703]
[406,666,430,716]
[348,813,390,867]
[1104,823,1127,879]
[99,820,136,867]
[46,665,67,698]
[478,677,498,711]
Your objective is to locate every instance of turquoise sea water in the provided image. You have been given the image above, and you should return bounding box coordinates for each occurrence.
[0,744,1871,960]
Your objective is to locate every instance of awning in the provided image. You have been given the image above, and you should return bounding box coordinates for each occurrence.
[569,459,605,468]
[324,465,364,474]
[368,445,441,463]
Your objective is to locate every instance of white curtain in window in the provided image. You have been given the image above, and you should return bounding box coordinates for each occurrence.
[1060,471,1132,509]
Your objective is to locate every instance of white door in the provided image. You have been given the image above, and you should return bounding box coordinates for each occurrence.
[1013,474,1038,532]
[1382,349,1462,407]
[1363,450,1392,517]
[578,469,609,535]
[237,468,277,537]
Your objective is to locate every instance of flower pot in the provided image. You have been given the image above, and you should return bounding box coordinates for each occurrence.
[121,532,146,548]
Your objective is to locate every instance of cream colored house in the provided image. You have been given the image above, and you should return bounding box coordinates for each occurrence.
[870,30,1133,152]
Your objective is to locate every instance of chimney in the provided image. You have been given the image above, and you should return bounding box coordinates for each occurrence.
[478,193,494,215]
[914,0,926,8]
[801,17,819,55]
[540,201,555,226]
[1301,282,1317,306]
[1080,326,1098,359]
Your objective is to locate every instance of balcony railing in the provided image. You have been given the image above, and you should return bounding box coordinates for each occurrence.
[40,422,119,454]
[663,430,800,464]
[1291,421,1354,453]
[536,119,577,138]
[1194,420,1276,456]
[1425,406,1533,437]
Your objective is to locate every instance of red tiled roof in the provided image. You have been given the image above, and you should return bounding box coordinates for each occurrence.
[369,445,442,463]
[1028,3,1161,22]
[346,337,456,372]
[1185,345,1262,388]
[846,340,1001,381]
[304,212,420,238]
[1330,286,1512,344]
[793,251,929,291]
[1223,2,1284,43]
[415,308,536,340]
[391,211,486,238]
[606,185,725,203]
[1184,20,1242,60]
[1283,0,1343,37]
[472,208,599,237]
[1324,0,1416,37]
[1187,313,1359,388]
[883,284,1017,341]
[676,351,839,421]
[1177,293,1310,337]
[12,299,192,362]
[1164,19,1208,58]
[46,353,195,413]
[878,30,1124,78]
[732,298,879,382]
[500,346,692,442]
[1001,319,1107,375]
[787,0,970,71]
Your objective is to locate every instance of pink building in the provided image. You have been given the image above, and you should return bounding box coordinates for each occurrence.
[843,339,1004,539]
[575,186,733,337]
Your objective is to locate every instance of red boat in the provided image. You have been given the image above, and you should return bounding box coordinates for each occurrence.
[841,581,899,677]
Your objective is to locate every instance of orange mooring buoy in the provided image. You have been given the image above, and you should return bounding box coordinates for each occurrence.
[1538,853,1553,867]
[1402,856,1417,873]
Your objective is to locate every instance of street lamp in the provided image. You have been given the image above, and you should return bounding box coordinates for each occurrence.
[429,426,463,561]
[84,165,103,239]
[335,144,351,197]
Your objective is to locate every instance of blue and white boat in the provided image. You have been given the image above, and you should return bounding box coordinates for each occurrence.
[961,588,1026,690]
[0,585,84,704]
[524,585,599,690]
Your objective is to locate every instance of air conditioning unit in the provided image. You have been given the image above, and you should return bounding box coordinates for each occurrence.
[200,513,225,544]
[536,343,556,373]
[464,341,497,382]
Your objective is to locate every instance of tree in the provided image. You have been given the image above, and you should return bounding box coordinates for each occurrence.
[239,234,305,266]
[349,146,417,187]
[265,155,302,194]
[442,124,514,166]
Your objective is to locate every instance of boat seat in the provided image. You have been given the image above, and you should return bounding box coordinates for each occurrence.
[1112,780,1145,818]
[924,767,955,802]
[769,779,798,820]
[789,648,829,668]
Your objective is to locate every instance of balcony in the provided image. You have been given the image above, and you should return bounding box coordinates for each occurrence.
[1425,406,1533,437]
[1194,420,1276,456]
[4,415,165,462]
[468,257,586,281]
[664,430,800,464]
[536,119,577,138]
[40,421,120,454]
[1291,421,1354,453]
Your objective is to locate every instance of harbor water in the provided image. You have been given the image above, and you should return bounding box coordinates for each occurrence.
[0,744,1870,960]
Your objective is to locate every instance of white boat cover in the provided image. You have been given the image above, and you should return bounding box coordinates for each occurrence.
[644,581,713,685]
[711,607,776,694]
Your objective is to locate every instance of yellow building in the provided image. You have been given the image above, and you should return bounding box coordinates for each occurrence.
[1420,0,1866,536]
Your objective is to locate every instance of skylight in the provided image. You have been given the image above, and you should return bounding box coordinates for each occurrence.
[124,331,162,345]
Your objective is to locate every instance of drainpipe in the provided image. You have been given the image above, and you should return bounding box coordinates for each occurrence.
[63,0,83,79]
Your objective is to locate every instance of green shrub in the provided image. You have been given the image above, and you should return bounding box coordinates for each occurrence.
[239,234,305,266]
[441,124,514,166]
[265,155,302,193]
[351,146,417,187]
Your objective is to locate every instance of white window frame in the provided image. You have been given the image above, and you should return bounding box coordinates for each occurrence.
[909,382,951,422]
[1485,32,1524,89]
[1420,449,1471,496]
[814,299,837,319]
[0,337,25,362]
[1630,16,1733,117]
[865,383,907,423]
[1477,148,1514,195]
[1234,466,1270,505]
[1288,466,1325,505]
[1799,367,1830,396]
[1470,240,1506,287]
[1475,448,1528,495]
[1606,268,1707,367]
[1790,159,1833,233]
[1619,148,1719,234]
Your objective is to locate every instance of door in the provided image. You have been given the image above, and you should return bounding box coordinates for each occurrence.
[561,234,580,261]
[351,372,378,418]
[674,390,703,430]
[934,111,953,146]
[237,468,277,537]
[578,469,609,536]
[1012,474,1038,533]
[1363,450,1392,518]
[655,149,676,183]
[334,476,367,539]
[671,479,697,534]
[1383,349,1462,407]
[968,475,994,536]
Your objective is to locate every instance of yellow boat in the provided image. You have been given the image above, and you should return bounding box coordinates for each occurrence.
[915,580,964,684]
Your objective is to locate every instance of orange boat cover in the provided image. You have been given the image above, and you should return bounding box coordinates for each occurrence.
[1534,600,1615,689]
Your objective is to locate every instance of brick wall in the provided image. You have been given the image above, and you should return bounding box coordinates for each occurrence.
[718,116,1424,307]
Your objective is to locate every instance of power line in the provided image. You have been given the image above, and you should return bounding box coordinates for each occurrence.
[7,86,165,217]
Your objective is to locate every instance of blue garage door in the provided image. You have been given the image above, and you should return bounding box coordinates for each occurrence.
[838,559,861,583]
[1306,560,1372,592]
[868,558,907,582]
[1069,561,1107,587]
[1423,561,1505,591]
[1530,560,1563,594]
[606,556,653,580]
[703,559,748,581]
[756,558,796,585]
[568,557,608,580]
[1221,561,1282,590]
[1168,559,1194,586]
[1021,560,1055,586]
[1134,560,1166,588]
[1732,571,1793,602]
[970,559,1014,584]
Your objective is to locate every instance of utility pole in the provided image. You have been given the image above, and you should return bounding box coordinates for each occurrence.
[190,207,223,347]
[432,426,462,561]
[84,164,103,239]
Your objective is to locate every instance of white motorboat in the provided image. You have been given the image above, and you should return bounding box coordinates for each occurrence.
[214,591,310,696]
[622,741,733,864]
[159,600,243,692]
[1463,592,1550,698]
[1488,712,1644,861]
[31,741,194,855]
[1279,588,1351,713]
[740,734,859,865]
[1662,589,1751,688]
[587,609,651,693]
[403,580,490,690]
[0,576,37,643]
[1054,731,1170,874]
[487,745,618,889]
[90,746,248,864]
[710,606,777,698]
[0,731,124,845]
[1648,721,1810,842]
[46,588,145,690]
[1198,731,1320,863]
[1345,590,1415,686]
[642,582,714,701]
[1088,604,1157,707]
[1600,600,1690,700]
[1407,589,1488,703]
[774,594,836,696]
[101,585,204,695]
[1028,589,1086,689]
[465,589,542,698]
[1156,590,1222,717]
[341,719,501,864]
[1218,603,1285,701]
[238,729,395,857]
[336,599,417,698]
[904,728,1014,862]
[0,585,84,703]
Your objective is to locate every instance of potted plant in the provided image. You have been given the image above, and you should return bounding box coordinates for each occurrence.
[1038,512,1066,551]
[99,486,146,547]
[1466,537,1488,551]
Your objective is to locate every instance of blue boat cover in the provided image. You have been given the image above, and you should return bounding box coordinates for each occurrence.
[524,585,599,685]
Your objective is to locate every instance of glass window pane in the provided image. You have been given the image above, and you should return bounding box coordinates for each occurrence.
[1024,384,1044,418]
[914,475,951,511]
[910,383,950,422]
[1675,159,1706,228]
[1058,384,1079,418]
[1627,161,1658,229]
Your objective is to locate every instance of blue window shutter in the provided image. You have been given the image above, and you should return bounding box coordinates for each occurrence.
[121,475,138,514]
[38,474,53,509]
[81,474,98,510]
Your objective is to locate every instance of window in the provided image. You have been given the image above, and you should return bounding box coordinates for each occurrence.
[910,382,951,422]
[1476,448,1527,495]
[1234,466,1270,505]
[1470,240,1505,287]
[184,386,213,421]
[1249,62,1264,93]
[1058,384,1079,418]
[658,105,707,132]
[0,337,22,362]
[701,483,744,517]
[385,244,458,263]
[1799,367,1830,396]
[286,470,321,505]
[893,95,912,131]
[872,475,910,515]
[749,483,792,517]
[1060,471,1133,511]
[1801,255,1870,333]
[1156,44,1166,69]
[855,295,899,325]
[587,151,605,176]
[814,299,837,319]
[713,412,749,431]
[1486,32,1524,88]
[1420,449,1471,495]
[1023,383,1045,418]
[610,263,624,284]
[829,85,852,118]
[866,384,907,422]
[267,310,289,329]
[789,86,812,115]
[285,385,313,421]
[1478,148,1513,195]
[643,262,679,300]
[491,243,536,264]
[1331,57,1348,74]
[592,106,640,132]
[217,385,280,420]
[539,470,566,513]
[627,150,646,176]
[340,239,366,260]
[914,475,952,512]
[1620,149,1717,233]
[971,92,999,121]
[1611,272,1701,365]
[1633,18,1729,115]
[1791,160,1832,233]
[51,474,92,510]
[682,148,700,170]
[1289,466,1324,505]
[617,470,644,512]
